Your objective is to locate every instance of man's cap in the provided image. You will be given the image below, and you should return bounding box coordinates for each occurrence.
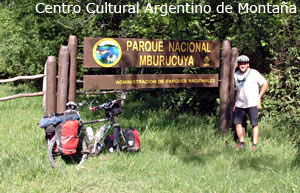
[237,55,250,63]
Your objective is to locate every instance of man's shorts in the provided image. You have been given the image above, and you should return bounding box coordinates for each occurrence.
[233,106,259,127]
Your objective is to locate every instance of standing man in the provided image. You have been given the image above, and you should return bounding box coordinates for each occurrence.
[233,55,269,151]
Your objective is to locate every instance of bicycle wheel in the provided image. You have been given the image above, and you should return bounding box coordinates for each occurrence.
[47,135,88,168]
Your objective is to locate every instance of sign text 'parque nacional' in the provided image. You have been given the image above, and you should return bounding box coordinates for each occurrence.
[84,38,220,68]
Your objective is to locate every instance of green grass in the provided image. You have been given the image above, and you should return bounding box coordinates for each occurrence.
[0,84,299,193]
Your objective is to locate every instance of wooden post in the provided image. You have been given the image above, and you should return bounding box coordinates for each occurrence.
[46,56,57,116]
[219,40,231,132]
[56,46,70,114]
[43,62,47,109]
[68,35,78,103]
[229,48,239,127]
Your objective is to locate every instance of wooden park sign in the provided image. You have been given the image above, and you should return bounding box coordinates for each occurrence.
[44,36,233,132]
[83,37,220,90]
[84,38,220,68]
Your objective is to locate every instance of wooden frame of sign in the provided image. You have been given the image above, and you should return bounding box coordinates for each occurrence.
[44,36,234,132]
[82,37,232,132]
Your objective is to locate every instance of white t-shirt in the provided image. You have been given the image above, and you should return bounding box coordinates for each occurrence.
[234,68,267,108]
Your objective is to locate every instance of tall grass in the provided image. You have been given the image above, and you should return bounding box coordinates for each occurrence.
[0,84,299,193]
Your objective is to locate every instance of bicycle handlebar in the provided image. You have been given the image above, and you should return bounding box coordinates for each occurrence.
[89,99,122,112]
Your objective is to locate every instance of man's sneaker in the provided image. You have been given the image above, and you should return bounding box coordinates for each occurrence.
[237,142,246,149]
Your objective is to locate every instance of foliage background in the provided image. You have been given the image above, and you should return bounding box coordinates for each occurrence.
[0,0,299,142]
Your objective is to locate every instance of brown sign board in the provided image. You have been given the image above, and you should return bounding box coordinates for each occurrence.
[84,74,218,90]
[84,38,220,68]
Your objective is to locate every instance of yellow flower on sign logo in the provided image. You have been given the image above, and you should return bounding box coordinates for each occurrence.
[93,38,122,68]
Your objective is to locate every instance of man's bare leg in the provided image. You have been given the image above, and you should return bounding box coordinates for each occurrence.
[236,124,245,146]
[252,125,259,151]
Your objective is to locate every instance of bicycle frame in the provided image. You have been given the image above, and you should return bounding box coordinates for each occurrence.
[80,116,123,155]
[76,118,119,166]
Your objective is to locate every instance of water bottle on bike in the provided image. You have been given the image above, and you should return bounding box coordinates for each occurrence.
[92,124,106,154]
[85,126,94,144]
[96,124,106,140]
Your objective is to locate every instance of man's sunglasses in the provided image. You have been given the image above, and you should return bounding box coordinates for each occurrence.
[238,62,248,66]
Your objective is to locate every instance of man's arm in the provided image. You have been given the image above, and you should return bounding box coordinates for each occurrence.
[257,81,269,109]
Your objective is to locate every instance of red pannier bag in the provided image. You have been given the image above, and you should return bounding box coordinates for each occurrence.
[104,127,140,152]
[56,120,80,155]
[123,127,140,152]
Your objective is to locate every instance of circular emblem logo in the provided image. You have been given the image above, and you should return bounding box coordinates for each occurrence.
[93,38,122,68]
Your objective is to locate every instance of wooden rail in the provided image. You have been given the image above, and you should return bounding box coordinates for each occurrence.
[0,74,44,83]
[0,74,46,102]
[76,90,123,95]
[0,92,44,101]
